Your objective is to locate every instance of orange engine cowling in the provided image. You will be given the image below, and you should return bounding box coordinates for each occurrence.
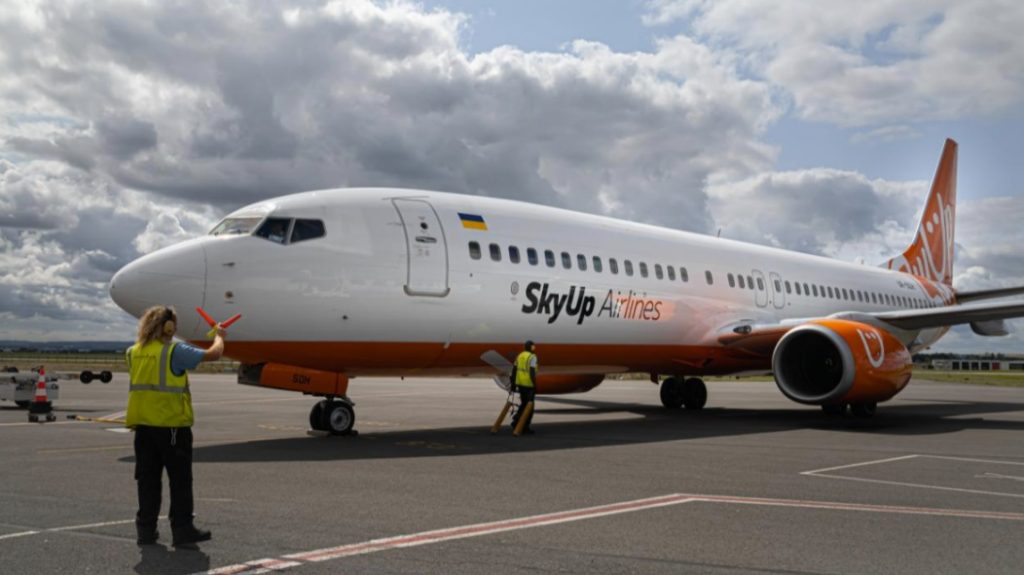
[534,374,605,395]
[771,319,912,405]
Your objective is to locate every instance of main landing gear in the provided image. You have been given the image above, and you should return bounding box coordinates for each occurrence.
[821,402,877,417]
[309,397,357,435]
[659,377,708,410]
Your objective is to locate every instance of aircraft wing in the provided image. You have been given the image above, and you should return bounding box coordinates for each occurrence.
[955,285,1024,303]
[718,299,1024,354]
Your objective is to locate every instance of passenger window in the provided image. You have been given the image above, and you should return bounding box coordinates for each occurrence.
[774,279,782,292]
[291,219,325,243]
[255,218,292,244]
[827,287,833,299]
[803,283,809,295]
[756,277,764,290]
[561,252,572,269]
[785,281,791,294]
[871,293,877,304]
[509,246,521,264]
[795,282,801,295]
[639,262,648,278]
[812,285,819,297]
[593,256,603,273]
[469,241,481,260]
[747,276,754,289]
[527,248,538,265]
[655,264,664,280]
[624,260,634,276]
[706,270,714,285]
[545,250,555,267]
[738,275,746,289]
[680,267,689,282]
[667,266,676,281]
[489,243,502,262]
[728,273,736,288]
[577,254,587,271]
[610,258,619,274]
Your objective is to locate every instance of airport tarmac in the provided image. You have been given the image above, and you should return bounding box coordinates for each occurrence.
[2,374,1024,575]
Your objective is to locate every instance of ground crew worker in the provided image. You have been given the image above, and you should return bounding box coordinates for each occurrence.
[126,305,224,547]
[510,340,537,434]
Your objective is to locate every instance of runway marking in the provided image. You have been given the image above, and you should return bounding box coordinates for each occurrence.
[197,493,1024,575]
[0,516,166,541]
[803,454,1024,499]
[977,473,1024,482]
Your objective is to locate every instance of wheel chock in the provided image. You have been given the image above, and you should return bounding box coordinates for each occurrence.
[490,400,513,434]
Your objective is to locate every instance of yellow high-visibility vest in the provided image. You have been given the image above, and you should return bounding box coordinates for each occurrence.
[514,351,536,388]
[125,341,193,428]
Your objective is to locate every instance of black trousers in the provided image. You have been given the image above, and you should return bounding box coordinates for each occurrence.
[513,387,535,430]
[134,425,194,530]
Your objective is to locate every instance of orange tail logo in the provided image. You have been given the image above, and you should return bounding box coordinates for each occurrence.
[883,139,957,286]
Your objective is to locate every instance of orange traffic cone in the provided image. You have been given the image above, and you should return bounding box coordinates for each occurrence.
[28,366,54,422]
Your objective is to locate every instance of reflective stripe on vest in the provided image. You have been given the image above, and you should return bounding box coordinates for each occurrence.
[126,341,193,428]
[515,351,536,388]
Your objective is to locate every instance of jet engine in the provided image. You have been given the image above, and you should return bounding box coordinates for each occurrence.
[771,319,912,406]
[535,374,605,395]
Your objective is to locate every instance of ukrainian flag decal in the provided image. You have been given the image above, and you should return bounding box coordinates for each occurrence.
[458,212,487,231]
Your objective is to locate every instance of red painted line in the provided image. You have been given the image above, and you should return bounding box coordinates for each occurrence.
[688,494,1024,521]
[290,493,693,563]
[197,492,1024,574]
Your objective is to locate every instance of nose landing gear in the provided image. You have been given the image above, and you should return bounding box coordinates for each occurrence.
[309,397,357,436]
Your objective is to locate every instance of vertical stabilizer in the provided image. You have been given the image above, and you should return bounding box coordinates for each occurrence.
[882,139,957,285]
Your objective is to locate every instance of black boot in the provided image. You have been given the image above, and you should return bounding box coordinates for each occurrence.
[172,525,212,547]
[136,523,159,545]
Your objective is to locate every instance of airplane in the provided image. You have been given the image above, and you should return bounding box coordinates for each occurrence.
[109,139,1024,434]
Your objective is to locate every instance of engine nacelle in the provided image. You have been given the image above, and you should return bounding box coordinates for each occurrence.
[772,319,912,405]
[535,374,605,395]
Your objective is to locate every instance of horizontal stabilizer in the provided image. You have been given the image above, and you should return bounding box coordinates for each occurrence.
[955,285,1024,303]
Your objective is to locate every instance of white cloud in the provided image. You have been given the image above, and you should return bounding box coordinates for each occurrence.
[646,0,1024,127]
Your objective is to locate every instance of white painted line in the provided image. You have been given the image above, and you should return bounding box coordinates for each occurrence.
[800,454,920,476]
[195,493,1024,575]
[977,473,1024,482]
[802,454,1024,499]
[0,516,165,542]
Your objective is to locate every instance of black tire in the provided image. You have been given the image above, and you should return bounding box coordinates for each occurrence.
[821,404,847,415]
[99,371,112,383]
[850,402,877,417]
[682,377,707,410]
[659,377,684,409]
[325,402,355,435]
[15,400,30,409]
[80,371,93,384]
[309,401,327,431]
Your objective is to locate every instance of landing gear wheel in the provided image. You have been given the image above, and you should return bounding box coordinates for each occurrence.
[821,404,847,415]
[325,402,355,436]
[99,371,112,383]
[659,377,685,409]
[850,402,877,417]
[80,371,93,384]
[682,377,707,410]
[309,401,327,431]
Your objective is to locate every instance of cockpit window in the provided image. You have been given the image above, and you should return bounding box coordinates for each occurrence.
[210,217,263,236]
[290,219,326,243]
[255,218,292,244]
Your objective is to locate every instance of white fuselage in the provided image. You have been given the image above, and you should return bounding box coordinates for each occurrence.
[110,188,952,376]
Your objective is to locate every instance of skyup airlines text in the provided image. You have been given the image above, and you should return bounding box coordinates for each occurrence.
[520,282,663,325]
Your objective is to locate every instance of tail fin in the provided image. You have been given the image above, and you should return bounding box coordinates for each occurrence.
[882,138,958,285]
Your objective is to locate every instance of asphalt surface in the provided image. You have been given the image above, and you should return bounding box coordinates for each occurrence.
[2,373,1023,574]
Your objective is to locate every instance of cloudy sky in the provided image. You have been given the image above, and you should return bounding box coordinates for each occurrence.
[1,0,1022,352]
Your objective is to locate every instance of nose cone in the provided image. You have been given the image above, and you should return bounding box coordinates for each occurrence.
[110,238,207,335]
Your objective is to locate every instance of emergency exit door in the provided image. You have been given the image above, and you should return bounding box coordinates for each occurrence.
[392,199,450,297]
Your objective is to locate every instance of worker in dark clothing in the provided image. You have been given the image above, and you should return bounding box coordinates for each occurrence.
[510,340,538,434]
[126,305,225,547]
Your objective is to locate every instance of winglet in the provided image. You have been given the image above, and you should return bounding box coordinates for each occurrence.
[881,139,957,285]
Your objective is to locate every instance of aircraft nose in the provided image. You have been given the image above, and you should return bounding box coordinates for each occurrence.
[110,238,207,334]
